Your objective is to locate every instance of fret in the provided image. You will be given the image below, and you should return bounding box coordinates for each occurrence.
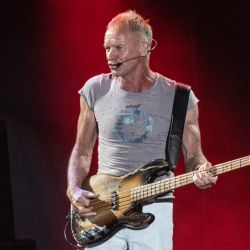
[212,156,250,176]
[131,155,250,202]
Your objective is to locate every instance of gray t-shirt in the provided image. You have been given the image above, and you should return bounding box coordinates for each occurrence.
[79,73,199,176]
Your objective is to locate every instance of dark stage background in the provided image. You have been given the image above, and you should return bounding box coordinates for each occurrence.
[1,1,250,250]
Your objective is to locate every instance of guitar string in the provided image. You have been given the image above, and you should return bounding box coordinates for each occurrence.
[87,157,250,210]
[87,156,250,206]
[85,157,250,212]
[87,167,250,213]
[88,155,250,212]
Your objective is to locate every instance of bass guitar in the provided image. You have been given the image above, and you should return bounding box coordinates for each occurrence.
[68,155,250,248]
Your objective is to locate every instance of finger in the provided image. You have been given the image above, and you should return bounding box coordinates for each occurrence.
[193,173,213,189]
[196,181,212,189]
[201,175,215,186]
[193,174,205,186]
[85,191,100,199]
[204,162,212,169]
[195,181,211,189]
[197,162,212,175]
[207,175,218,184]
[196,170,208,180]
[71,195,90,208]
[72,190,98,206]
[79,208,97,217]
[80,192,99,207]
[74,204,97,216]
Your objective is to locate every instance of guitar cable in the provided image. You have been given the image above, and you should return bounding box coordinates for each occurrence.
[64,212,82,249]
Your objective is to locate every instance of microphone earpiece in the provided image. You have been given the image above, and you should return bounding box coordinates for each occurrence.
[148,39,157,53]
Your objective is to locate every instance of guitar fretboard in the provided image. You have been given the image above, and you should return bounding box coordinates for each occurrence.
[131,155,250,202]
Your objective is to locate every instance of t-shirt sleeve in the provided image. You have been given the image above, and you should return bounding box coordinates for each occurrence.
[187,89,199,110]
[78,75,102,111]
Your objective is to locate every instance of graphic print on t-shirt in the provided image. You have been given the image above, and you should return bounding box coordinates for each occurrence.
[115,104,154,143]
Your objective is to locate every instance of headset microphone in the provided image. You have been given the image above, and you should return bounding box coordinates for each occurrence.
[113,55,145,68]
[108,39,158,68]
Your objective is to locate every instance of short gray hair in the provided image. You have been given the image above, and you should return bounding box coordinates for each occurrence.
[107,10,153,46]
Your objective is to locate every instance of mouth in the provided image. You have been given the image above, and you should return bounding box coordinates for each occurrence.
[108,63,120,70]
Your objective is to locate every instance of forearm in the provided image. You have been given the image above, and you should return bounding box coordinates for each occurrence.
[182,106,217,188]
[182,107,208,172]
[184,147,207,172]
[67,144,92,192]
[67,143,99,215]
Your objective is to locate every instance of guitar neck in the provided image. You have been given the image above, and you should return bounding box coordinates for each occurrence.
[131,155,250,202]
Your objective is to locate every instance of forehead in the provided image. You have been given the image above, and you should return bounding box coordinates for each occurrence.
[104,25,139,45]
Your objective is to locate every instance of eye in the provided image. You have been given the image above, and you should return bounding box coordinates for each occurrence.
[104,46,110,52]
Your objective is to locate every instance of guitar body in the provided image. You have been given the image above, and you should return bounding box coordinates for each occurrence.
[71,159,171,248]
[69,155,250,248]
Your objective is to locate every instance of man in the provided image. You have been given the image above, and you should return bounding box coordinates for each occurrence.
[67,10,217,250]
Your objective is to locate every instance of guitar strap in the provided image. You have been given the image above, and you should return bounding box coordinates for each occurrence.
[165,83,191,170]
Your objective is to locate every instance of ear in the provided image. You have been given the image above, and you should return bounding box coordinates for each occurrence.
[139,41,150,55]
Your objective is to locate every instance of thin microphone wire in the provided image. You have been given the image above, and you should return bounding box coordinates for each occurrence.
[110,38,158,67]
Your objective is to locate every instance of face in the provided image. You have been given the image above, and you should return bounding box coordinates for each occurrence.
[104,25,143,77]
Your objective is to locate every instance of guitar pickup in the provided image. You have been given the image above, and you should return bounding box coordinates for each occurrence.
[111,191,119,210]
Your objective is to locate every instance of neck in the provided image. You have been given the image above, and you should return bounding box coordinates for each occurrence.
[119,67,157,93]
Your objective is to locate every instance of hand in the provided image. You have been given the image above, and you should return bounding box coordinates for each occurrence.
[67,187,99,217]
[193,162,218,189]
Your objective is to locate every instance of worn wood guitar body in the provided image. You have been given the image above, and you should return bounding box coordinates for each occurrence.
[70,156,250,248]
[71,159,171,248]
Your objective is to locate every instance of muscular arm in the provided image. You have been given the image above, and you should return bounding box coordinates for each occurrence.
[182,104,217,188]
[182,105,207,172]
[67,96,98,215]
